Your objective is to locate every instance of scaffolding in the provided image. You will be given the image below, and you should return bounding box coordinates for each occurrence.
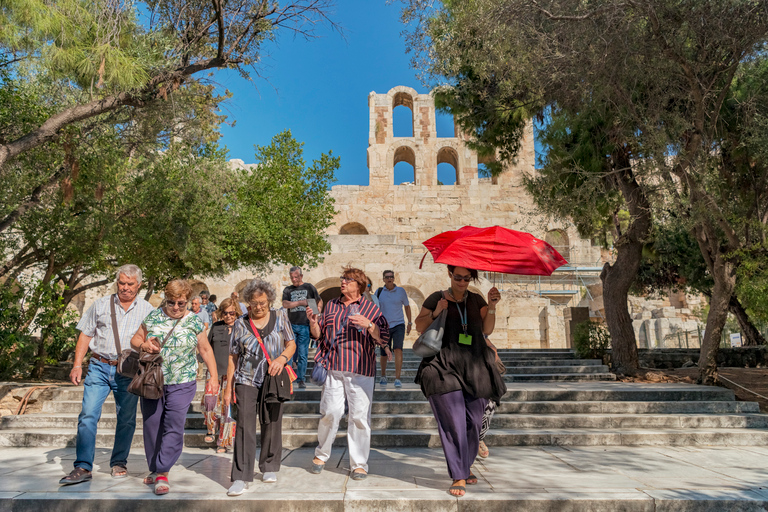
[481,259,604,309]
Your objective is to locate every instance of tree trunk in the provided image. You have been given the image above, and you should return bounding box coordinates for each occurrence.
[31,335,46,379]
[697,252,737,384]
[600,148,652,376]
[729,296,766,346]
[144,276,156,301]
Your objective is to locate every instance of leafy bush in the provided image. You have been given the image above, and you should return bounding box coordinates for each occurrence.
[0,288,36,379]
[573,320,611,360]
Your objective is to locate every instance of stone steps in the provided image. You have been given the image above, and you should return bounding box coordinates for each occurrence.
[3,349,766,451]
[42,399,760,415]
[7,411,768,431]
[4,426,768,449]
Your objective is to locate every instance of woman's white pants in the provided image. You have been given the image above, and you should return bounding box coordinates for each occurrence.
[314,370,375,472]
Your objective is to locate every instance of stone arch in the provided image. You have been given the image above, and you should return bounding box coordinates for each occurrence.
[189,280,209,298]
[468,285,484,297]
[234,279,251,298]
[545,229,571,261]
[392,91,414,137]
[393,144,417,184]
[400,285,426,313]
[436,146,460,185]
[478,153,499,184]
[315,276,343,311]
[339,222,369,235]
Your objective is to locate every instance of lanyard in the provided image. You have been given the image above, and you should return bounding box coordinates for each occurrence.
[455,300,468,335]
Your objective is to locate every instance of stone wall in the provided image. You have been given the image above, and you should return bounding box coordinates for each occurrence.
[74,86,703,349]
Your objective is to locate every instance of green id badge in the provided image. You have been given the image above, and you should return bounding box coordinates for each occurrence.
[458,334,473,345]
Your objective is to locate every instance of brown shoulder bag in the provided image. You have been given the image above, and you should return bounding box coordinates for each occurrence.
[127,316,181,399]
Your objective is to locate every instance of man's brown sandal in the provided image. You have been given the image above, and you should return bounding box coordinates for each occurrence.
[59,467,92,485]
[111,465,128,478]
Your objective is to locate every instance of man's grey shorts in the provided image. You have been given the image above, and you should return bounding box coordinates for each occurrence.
[380,323,405,356]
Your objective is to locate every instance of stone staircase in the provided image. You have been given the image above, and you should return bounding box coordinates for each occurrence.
[1,349,767,449]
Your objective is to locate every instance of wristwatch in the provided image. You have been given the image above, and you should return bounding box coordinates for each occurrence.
[368,322,374,330]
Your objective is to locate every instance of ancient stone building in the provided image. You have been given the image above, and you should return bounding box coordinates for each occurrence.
[82,86,703,349]
[207,86,603,348]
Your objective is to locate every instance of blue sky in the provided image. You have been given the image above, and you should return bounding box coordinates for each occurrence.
[214,0,458,186]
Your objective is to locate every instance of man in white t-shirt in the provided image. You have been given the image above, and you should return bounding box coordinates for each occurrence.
[375,270,412,388]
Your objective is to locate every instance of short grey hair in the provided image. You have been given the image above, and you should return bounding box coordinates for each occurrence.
[242,278,276,305]
[116,264,142,284]
[191,296,202,303]
[200,291,210,298]
[289,266,302,275]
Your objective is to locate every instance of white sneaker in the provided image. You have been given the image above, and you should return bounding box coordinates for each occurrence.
[262,472,277,483]
[379,377,387,386]
[227,480,248,496]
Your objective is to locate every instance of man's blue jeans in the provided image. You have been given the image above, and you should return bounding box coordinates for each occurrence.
[291,324,310,383]
[74,359,138,471]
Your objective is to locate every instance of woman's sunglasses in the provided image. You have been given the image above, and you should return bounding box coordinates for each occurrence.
[451,273,472,282]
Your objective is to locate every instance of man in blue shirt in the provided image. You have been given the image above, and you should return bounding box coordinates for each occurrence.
[375,270,412,388]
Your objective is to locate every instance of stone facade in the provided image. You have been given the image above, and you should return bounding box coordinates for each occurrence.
[78,86,703,349]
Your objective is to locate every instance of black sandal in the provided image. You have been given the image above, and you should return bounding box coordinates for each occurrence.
[466,473,478,485]
[448,481,466,496]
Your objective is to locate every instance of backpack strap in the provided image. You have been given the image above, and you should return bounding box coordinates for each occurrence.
[375,287,383,299]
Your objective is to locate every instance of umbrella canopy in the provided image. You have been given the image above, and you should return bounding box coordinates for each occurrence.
[420,225,568,276]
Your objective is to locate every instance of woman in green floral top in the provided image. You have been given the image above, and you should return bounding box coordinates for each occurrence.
[130,279,219,496]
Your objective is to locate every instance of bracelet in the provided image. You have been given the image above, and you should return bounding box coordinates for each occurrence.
[488,309,496,315]
[279,354,288,362]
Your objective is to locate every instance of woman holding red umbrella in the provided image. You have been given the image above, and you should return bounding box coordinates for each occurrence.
[414,265,506,497]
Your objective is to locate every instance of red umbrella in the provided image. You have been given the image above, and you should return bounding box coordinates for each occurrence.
[419,225,568,276]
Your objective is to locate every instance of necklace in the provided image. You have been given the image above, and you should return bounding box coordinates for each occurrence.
[447,288,466,303]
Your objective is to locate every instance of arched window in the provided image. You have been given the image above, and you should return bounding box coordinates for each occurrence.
[339,222,369,235]
[436,111,456,138]
[437,147,459,185]
[478,154,499,184]
[392,92,414,137]
[188,280,209,299]
[545,229,570,261]
[394,145,416,185]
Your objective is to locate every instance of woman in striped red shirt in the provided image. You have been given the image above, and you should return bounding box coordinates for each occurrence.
[307,267,391,480]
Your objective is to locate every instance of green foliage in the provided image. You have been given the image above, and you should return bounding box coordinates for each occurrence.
[0,287,35,379]
[226,130,338,271]
[525,107,624,242]
[572,321,611,360]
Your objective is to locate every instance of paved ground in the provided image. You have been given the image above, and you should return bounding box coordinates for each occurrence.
[2,444,768,511]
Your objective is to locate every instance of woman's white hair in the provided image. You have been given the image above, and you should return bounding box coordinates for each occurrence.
[115,264,142,284]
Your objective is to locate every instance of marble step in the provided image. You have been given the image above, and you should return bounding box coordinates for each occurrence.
[42,398,760,415]
[6,412,768,431]
[46,383,738,403]
[3,426,768,449]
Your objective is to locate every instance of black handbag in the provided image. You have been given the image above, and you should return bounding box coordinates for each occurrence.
[109,296,140,378]
[127,316,180,399]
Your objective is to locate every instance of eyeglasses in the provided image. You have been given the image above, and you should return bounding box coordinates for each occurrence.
[340,277,354,283]
[222,311,238,317]
[166,300,187,307]
[249,300,269,309]
[451,273,472,282]
[384,275,394,280]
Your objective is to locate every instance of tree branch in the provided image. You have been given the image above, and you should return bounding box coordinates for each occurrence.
[0,166,66,233]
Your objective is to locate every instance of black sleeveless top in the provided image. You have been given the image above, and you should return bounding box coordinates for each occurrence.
[415,290,506,403]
